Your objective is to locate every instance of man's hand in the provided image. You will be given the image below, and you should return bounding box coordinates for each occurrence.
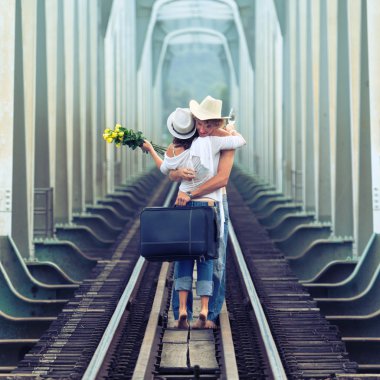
[175,190,191,206]
[169,167,196,182]
[225,123,236,133]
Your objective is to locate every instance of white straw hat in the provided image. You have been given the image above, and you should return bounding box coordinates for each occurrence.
[166,108,196,139]
[189,95,228,120]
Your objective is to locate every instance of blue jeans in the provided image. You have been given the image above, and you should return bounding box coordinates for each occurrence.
[207,194,229,321]
[174,201,214,299]
[172,196,229,321]
[175,258,213,295]
[172,261,193,320]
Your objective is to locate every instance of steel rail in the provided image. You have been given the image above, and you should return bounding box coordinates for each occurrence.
[82,183,178,380]
[219,301,239,378]
[131,261,170,379]
[132,190,239,378]
[131,182,179,378]
[228,222,288,380]
[132,268,240,379]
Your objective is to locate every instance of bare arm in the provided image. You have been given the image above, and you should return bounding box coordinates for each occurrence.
[191,150,234,196]
[170,124,240,205]
[168,126,239,182]
[141,140,163,170]
[190,125,237,194]
[175,150,235,205]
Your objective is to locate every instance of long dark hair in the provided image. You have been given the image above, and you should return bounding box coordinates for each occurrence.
[172,130,198,150]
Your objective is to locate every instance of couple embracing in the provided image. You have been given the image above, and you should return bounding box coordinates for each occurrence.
[142,95,246,329]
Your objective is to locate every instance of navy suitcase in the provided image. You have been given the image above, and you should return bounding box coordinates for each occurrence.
[140,206,219,262]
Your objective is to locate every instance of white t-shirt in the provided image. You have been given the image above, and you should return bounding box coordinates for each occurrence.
[160,134,246,236]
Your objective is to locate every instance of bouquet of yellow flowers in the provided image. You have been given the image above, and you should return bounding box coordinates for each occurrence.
[103,124,166,155]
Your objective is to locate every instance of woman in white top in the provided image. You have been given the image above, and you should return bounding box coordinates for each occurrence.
[143,100,245,328]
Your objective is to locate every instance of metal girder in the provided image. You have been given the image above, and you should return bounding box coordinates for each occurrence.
[156,0,234,21]
[155,27,236,128]
[136,0,254,170]
[98,0,114,37]
[153,27,238,88]
[139,0,249,84]
[154,27,238,90]
[136,0,156,68]
[235,0,255,69]
[151,18,238,84]
[273,0,286,35]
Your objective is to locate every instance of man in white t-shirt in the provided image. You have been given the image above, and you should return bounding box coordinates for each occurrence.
[169,96,239,329]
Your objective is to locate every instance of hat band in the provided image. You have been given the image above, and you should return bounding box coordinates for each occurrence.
[172,123,194,136]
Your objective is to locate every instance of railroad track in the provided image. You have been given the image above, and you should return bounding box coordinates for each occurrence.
[8,168,360,379]
[10,171,170,378]
[81,182,285,380]
[226,181,358,379]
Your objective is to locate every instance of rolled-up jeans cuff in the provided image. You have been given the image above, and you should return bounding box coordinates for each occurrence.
[196,280,213,296]
[175,276,192,292]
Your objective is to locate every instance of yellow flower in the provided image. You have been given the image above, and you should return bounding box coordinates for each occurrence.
[112,132,117,138]
[103,133,109,140]
[116,143,121,148]
[115,123,121,129]
[118,132,124,137]
[104,128,111,133]
[106,137,113,143]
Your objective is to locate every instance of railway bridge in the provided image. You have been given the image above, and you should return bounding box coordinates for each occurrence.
[0,0,379,378]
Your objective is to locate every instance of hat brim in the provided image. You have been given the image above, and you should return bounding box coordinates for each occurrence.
[166,110,196,139]
[189,99,227,120]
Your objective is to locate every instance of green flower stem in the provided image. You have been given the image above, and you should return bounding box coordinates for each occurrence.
[103,125,167,156]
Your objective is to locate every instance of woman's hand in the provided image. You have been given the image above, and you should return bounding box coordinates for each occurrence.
[172,167,196,181]
[175,191,191,206]
[141,140,153,153]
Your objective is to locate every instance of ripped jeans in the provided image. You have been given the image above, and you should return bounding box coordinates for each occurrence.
[174,201,216,299]
[172,195,228,321]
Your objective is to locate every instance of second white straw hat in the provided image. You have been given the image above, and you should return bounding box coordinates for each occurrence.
[166,108,196,139]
